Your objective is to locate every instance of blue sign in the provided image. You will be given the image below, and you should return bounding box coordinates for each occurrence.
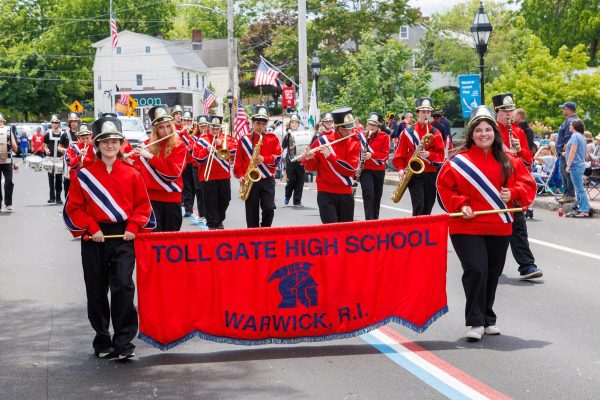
[458,74,481,119]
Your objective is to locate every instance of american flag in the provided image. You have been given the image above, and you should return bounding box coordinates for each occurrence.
[234,100,249,139]
[118,92,130,105]
[110,3,119,48]
[254,58,279,87]
[204,88,216,113]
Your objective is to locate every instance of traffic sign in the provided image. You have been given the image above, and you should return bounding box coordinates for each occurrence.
[69,100,84,113]
[458,74,481,119]
[128,98,138,109]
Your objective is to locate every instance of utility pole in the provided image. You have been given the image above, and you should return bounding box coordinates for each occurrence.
[227,0,236,99]
[298,0,308,112]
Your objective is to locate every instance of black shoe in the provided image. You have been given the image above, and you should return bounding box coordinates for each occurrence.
[47,199,55,204]
[95,348,117,359]
[117,348,135,360]
[56,199,63,205]
[217,224,225,229]
[183,211,192,217]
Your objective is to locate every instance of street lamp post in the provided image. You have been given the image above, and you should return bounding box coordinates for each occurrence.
[470,2,493,105]
[311,51,321,108]
[227,88,233,136]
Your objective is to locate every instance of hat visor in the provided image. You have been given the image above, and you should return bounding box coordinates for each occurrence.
[94,133,124,142]
[252,116,269,122]
[468,115,498,129]
[76,131,92,136]
[495,105,515,111]
[209,123,222,127]
[152,116,174,125]
[336,122,356,129]
[416,106,435,111]
[366,121,380,126]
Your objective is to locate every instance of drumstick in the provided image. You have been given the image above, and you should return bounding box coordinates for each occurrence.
[82,234,126,241]
[448,207,526,218]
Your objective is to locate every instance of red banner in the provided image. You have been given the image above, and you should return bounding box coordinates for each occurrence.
[134,215,449,350]
[282,86,295,108]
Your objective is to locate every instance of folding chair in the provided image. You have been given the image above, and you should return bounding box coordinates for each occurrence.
[534,160,558,196]
[585,167,600,201]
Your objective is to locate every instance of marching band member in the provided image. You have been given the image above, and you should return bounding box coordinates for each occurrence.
[64,124,95,186]
[132,105,187,232]
[358,112,390,220]
[172,104,184,131]
[437,105,536,341]
[192,115,236,230]
[234,107,282,228]
[59,112,81,197]
[392,98,444,216]
[311,112,335,145]
[44,114,65,204]
[302,107,361,224]
[492,93,542,281]
[191,116,209,222]
[282,114,306,207]
[63,116,155,359]
[0,113,18,212]
[179,111,196,217]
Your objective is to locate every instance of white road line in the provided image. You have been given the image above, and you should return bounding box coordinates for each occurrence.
[528,238,600,261]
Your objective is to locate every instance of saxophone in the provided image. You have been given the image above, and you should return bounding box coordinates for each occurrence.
[239,134,264,201]
[391,122,433,203]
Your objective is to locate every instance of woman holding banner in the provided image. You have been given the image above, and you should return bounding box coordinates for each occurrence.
[436,106,536,341]
[132,105,187,232]
[63,116,155,359]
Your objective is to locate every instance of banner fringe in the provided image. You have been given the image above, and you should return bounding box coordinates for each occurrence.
[137,306,449,351]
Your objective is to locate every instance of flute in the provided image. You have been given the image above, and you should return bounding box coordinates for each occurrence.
[290,132,357,162]
[122,132,176,158]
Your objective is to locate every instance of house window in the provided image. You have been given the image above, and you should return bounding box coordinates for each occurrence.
[181,72,185,86]
[145,46,151,54]
[98,75,102,90]
[187,72,190,87]
[196,74,199,89]
[400,26,409,39]
[136,74,143,86]
[116,46,122,54]
[201,76,205,88]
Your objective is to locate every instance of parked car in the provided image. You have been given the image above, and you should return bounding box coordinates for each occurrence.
[117,116,148,146]
[15,123,44,141]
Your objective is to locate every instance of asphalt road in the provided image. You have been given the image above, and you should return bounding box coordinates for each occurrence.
[1,166,600,399]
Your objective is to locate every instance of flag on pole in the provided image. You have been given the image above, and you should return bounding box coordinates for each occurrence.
[204,88,217,113]
[234,100,250,140]
[307,79,319,130]
[110,2,119,48]
[254,58,280,87]
[118,92,130,105]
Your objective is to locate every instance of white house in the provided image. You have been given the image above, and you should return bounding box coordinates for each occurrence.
[93,30,229,121]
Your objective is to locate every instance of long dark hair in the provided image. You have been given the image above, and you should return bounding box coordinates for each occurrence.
[464,119,513,186]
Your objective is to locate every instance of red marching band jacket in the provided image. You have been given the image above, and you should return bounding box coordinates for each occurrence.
[392,122,445,173]
[436,146,537,236]
[64,142,96,180]
[233,132,282,180]
[63,159,156,237]
[178,128,195,165]
[192,132,237,181]
[302,131,361,194]
[358,129,391,171]
[131,137,187,203]
[498,122,532,166]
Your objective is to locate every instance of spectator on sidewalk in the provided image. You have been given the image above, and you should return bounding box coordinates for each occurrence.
[0,113,18,212]
[556,101,579,202]
[513,108,535,153]
[565,120,590,218]
[19,132,29,160]
[533,142,557,188]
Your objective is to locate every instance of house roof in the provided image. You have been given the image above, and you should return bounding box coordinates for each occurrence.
[173,38,233,68]
[92,30,208,72]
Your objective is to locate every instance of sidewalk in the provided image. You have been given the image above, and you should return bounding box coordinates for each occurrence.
[383,172,600,218]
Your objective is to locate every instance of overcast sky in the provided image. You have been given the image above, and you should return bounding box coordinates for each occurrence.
[409,0,517,16]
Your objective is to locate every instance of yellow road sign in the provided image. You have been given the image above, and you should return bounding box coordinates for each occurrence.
[70,100,84,113]
[128,98,138,109]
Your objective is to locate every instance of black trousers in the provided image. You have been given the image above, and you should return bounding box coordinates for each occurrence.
[192,165,206,218]
[181,163,195,214]
[451,234,510,327]
[151,200,183,232]
[284,160,305,205]
[200,179,231,228]
[360,169,385,220]
[0,163,14,207]
[47,172,63,201]
[317,191,354,224]
[81,222,137,353]
[245,178,276,228]
[408,171,437,216]
[510,212,537,273]
[63,177,70,198]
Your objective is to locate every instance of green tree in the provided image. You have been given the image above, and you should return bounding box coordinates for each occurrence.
[486,35,600,131]
[518,0,600,65]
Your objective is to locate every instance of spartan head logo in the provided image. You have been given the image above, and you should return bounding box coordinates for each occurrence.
[268,262,318,309]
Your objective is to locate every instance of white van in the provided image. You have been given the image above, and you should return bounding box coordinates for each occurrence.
[117,116,148,146]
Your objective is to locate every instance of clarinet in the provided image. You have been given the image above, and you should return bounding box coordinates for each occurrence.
[507,117,514,151]
[353,129,373,187]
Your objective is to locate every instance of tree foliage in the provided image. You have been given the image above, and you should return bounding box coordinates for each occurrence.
[487,34,600,131]
[518,0,600,65]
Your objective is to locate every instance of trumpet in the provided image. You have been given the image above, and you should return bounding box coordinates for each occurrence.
[391,120,433,203]
[290,132,357,162]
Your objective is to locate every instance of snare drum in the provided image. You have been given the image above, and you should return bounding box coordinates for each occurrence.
[26,155,43,171]
[42,159,54,172]
[53,159,64,174]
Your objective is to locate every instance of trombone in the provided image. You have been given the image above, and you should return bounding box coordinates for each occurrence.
[203,133,218,181]
[216,130,231,161]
